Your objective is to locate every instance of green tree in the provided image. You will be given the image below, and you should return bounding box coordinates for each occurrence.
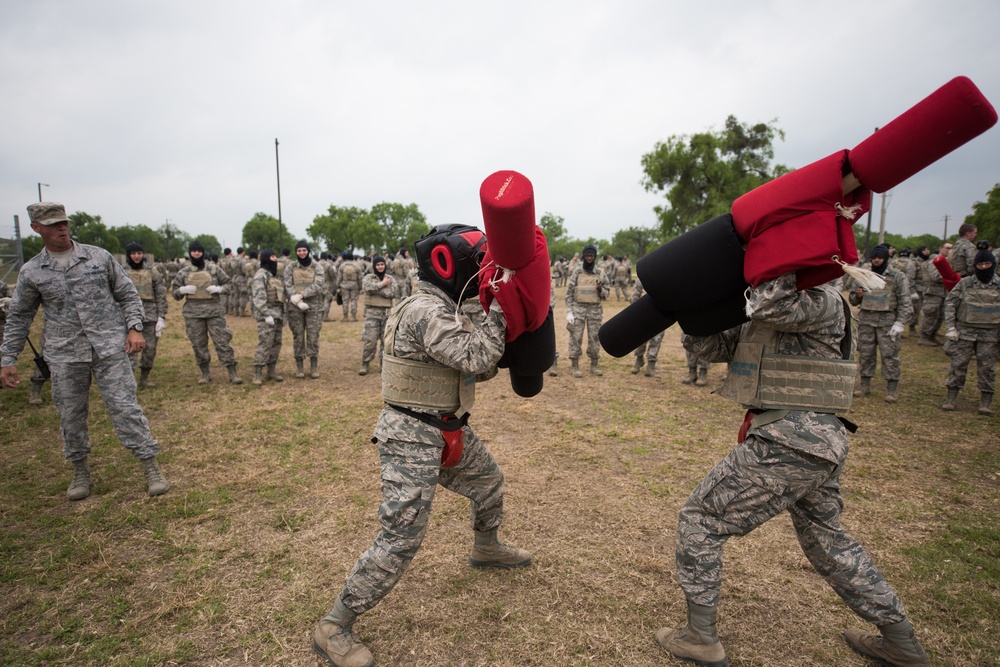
[307,205,370,254]
[111,224,164,259]
[641,115,789,237]
[964,183,1000,247]
[241,213,295,253]
[69,212,120,253]
[611,225,662,260]
[157,222,192,260]
[192,234,222,256]
[369,202,430,254]
[539,212,568,246]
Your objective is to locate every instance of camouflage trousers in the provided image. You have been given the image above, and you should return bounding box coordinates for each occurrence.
[945,336,998,393]
[635,330,665,363]
[675,431,906,626]
[567,304,603,360]
[50,351,160,462]
[684,348,710,371]
[857,322,902,381]
[920,293,945,338]
[128,320,160,370]
[340,416,505,614]
[341,286,360,319]
[361,306,390,364]
[183,315,237,367]
[287,299,324,360]
[253,317,283,366]
[614,279,629,301]
[232,281,248,315]
[906,293,922,327]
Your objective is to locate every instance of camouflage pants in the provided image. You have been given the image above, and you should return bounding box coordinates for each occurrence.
[920,293,945,338]
[945,337,998,393]
[857,322,901,381]
[684,348,710,371]
[254,317,283,366]
[287,299,324,360]
[614,279,629,300]
[675,432,906,626]
[635,331,665,363]
[906,293,922,327]
[567,304,603,360]
[183,315,237,367]
[233,281,248,314]
[361,306,390,364]
[49,351,159,462]
[341,286,360,318]
[340,419,505,614]
[128,320,160,370]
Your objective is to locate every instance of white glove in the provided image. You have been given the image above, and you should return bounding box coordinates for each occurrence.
[488,298,503,314]
[265,315,275,326]
[155,317,166,338]
[296,300,310,311]
[290,293,302,305]
[0,296,10,314]
[178,284,197,295]
[566,311,576,325]
[946,328,960,342]
[889,322,904,340]
[206,285,223,294]
[910,292,919,301]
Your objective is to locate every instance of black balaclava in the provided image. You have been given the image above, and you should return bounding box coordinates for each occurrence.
[916,246,929,261]
[260,248,278,276]
[372,255,387,280]
[582,244,597,273]
[189,241,206,269]
[125,242,144,270]
[295,240,312,267]
[870,245,890,275]
[248,250,259,260]
[974,249,996,284]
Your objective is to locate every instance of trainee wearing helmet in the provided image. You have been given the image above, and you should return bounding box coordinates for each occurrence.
[414,224,487,302]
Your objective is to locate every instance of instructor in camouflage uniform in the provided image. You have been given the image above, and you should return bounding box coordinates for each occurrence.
[358,255,399,376]
[0,203,169,500]
[941,249,1000,415]
[123,242,168,389]
[249,249,286,385]
[659,272,929,667]
[172,241,243,385]
[284,240,326,379]
[948,224,979,278]
[849,245,913,403]
[338,252,363,321]
[313,225,531,667]
[566,244,610,377]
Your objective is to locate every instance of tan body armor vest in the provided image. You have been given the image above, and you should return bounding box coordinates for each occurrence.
[958,283,1000,327]
[575,271,601,304]
[126,267,154,301]
[291,265,317,296]
[859,271,899,312]
[341,263,359,283]
[365,280,394,308]
[266,275,285,306]
[186,267,216,299]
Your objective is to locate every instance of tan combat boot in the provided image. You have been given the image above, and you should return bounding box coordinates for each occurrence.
[631,356,644,375]
[227,364,243,385]
[469,528,532,569]
[28,380,44,405]
[357,362,369,376]
[589,359,603,376]
[266,363,284,382]
[843,619,930,666]
[313,597,374,667]
[979,392,994,416]
[694,367,708,387]
[941,387,959,411]
[885,380,899,403]
[645,360,657,377]
[138,367,154,389]
[681,367,697,385]
[252,366,264,386]
[570,358,582,378]
[853,377,871,398]
[197,363,211,384]
[141,457,170,497]
[548,357,558,377]
[295,358,306,379]
[67,459,91,501]
[310,357,320,379]
[655,601,729,667]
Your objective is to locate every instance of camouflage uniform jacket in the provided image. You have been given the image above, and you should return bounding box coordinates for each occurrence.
[337,260,363,290]
[377,282,504,445]
[251,268,285,320]
[362,272,399,304]
[1,242,144,366]
[847,266,913,327]
[125,262,168,323]
[949,237,978,277]
[922,256,945,297]
[565,266,610,308]
[945,274,1000,343]
[282,259,325,302]
[171,262,230,318]
[684,273,850,465]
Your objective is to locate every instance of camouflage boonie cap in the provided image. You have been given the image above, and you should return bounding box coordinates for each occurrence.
[27,202,71,226]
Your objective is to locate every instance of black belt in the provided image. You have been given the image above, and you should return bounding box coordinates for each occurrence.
[386,404,469,432]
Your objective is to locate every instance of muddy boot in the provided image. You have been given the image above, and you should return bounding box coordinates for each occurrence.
[843,618,930,666]
[631,356,644,374]
[28,380,44,405]
[548,358,558,377]
[227,364,243,385]
[357,361,369,376]
[266,363,284,382]
[885,380,899,403]
[141,457,170,497]
[252,366,264,386]
[313,596,374,667]
[66,459,91,501]
[681,367,697,385]
[589,359,603,377]
[979,392,994,416]
[138,367,154,389]
[853,377,871,398]
[310,357,320,379]
[198,363,211,384]
[295,358,306,379]
[941,387,959,411]
[469,528,532,569]
[645,360,658,377]
[571,358,582,378]
[695,367,708,387]
[655,601,728,667]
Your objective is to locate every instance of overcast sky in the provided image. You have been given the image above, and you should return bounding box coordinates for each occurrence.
[2,1,998,251]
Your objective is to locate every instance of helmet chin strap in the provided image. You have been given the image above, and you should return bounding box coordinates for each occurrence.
[452,259,496,324]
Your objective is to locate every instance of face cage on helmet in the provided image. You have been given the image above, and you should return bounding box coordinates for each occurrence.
[416,227,487,301]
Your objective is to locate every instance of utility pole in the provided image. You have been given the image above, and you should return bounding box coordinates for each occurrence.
[877,190,889,246]
[943,215,949,243]
[275,138,283,251]
[37,183,49,202]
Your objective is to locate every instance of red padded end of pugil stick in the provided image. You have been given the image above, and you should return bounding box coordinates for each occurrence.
[849,76,998,194]
[479,170,537,270]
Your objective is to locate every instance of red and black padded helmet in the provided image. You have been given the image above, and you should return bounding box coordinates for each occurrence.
[414,224,488,302]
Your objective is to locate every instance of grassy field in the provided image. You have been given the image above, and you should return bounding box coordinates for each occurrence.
[1,287,998,667]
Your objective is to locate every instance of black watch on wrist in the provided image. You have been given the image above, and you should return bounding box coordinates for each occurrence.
[130,323,143,333]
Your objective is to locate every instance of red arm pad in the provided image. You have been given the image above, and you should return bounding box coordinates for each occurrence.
[479,226,552,342]
[850,76,997,194]
[933,255,961,292]
[480,170,537,270]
